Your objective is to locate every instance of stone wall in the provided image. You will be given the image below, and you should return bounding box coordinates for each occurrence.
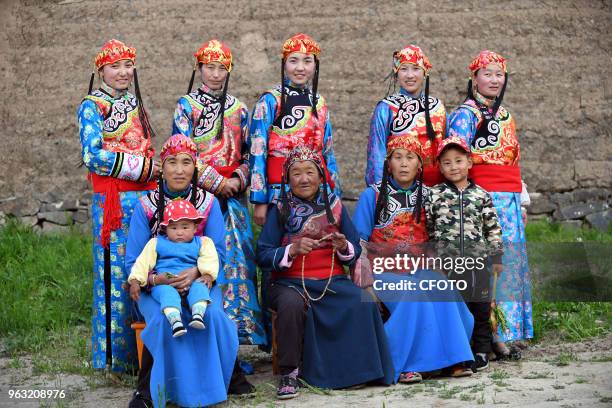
[0,0,610,232]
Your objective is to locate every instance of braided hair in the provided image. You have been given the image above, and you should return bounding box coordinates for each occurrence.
[280,56,320,119]
[133,68,157,140]
[373,158,424,226]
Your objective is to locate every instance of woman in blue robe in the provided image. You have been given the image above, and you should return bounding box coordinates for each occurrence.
[352,136,475,383]
[125,135,239,408]
[256,146,394,400]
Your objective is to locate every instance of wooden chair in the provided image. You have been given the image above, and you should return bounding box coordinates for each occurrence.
[131,322,146,369]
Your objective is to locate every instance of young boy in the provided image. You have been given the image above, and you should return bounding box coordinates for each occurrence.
[427,136,503,371]
[128,198,218,338]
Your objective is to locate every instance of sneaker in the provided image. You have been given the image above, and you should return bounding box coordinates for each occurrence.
[189,313,205,330]
[172,321,187,338]
[473,354,489,371]
[128,391,153,408]
[277,374,299,399]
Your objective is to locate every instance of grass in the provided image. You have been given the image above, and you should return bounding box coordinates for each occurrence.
[0,217,610,381]
[0,219,91,365]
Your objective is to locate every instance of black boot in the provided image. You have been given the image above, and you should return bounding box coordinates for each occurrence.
[228,359,255,395]
[128,391,153,408]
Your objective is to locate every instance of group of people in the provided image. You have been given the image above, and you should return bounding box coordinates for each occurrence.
[77,33,532,408]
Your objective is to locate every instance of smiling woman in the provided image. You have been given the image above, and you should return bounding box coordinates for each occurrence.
[447,50,533,357]
[366,44,447,187]
[77,38,160,373]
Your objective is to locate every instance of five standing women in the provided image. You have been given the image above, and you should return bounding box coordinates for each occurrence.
[79,35,531,406]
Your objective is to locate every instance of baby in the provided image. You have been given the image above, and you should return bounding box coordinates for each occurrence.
[128,198,218,337]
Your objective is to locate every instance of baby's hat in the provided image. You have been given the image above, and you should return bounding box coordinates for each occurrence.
[160,199,204,227]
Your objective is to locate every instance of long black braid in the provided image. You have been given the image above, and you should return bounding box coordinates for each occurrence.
[133,68,157,140]
[186,67,196,94]
[152,172,165,234]
[311,58,320,119]
[87,72,95,95]
[423,75,435,141]
[216,72,230,140]
[320,167,335,224]
[280,59,287,118]
[413,169,424,224]
[190,166,199,206]
[374,159,390,225]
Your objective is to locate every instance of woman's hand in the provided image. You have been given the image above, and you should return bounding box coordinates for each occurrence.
[198,273,214,289]
[219,178,241,199]
[253,203,268,226]
[289,237,320,258]
[168,267,199,294]
[129,281,141,302]
[329,232,348,254]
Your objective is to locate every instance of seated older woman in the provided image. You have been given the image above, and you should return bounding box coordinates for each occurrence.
[256,146,394,400]
[125,134,239,408]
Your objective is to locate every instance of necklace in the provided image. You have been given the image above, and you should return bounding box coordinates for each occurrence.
[300,251,335,302]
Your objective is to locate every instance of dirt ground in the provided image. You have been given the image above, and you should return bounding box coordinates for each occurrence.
[1,334,611,408]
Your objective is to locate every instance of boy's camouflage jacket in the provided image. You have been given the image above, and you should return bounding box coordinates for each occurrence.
[427,180,503,263]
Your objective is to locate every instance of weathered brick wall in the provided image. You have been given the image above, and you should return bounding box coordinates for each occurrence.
[0,0,610,231]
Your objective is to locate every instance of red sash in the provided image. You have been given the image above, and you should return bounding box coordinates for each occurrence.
[469,164,522,193]
[89,173,156,248]
[274,248,344,280]
[213,164,239,178]
[266,156,336,190]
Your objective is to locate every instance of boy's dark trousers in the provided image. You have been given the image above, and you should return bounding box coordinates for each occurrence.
[450,265,492,354]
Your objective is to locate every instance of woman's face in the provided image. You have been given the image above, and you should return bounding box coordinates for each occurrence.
[163,154,195,192]
[288,160,322,201]
[397,64,425,95]
[474,63,505,98]
[199,61,228,91]
[284,52,316,86]
[100,59,134,91]
[387,148,421,189]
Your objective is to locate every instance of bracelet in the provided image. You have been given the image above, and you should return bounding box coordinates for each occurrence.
[152,274,157,287]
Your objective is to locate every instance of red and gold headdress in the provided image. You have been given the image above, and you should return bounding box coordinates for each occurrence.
[284,145,324,174]
[94,39,136,70]
[194,39,233,72]
[393,44,432,73]
[160,134,197,163]
[386,136,423,161]
[469,50,507,73]
[282,33,321,60]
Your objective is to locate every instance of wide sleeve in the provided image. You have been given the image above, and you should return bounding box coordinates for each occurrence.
[128,238,158,286]
[172,97,193,137]
[338,206,362,266]
[78,99,155,182]
[248,93,277,204]
[233,103,251,191]
[255,206,289,272]
[125,202,154,273]
[446,107,478,146]
[352,187,377,242]
[322,109,342,198]
[365,101,392,186]
[482,192,503,264]
[197,236,220,280]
